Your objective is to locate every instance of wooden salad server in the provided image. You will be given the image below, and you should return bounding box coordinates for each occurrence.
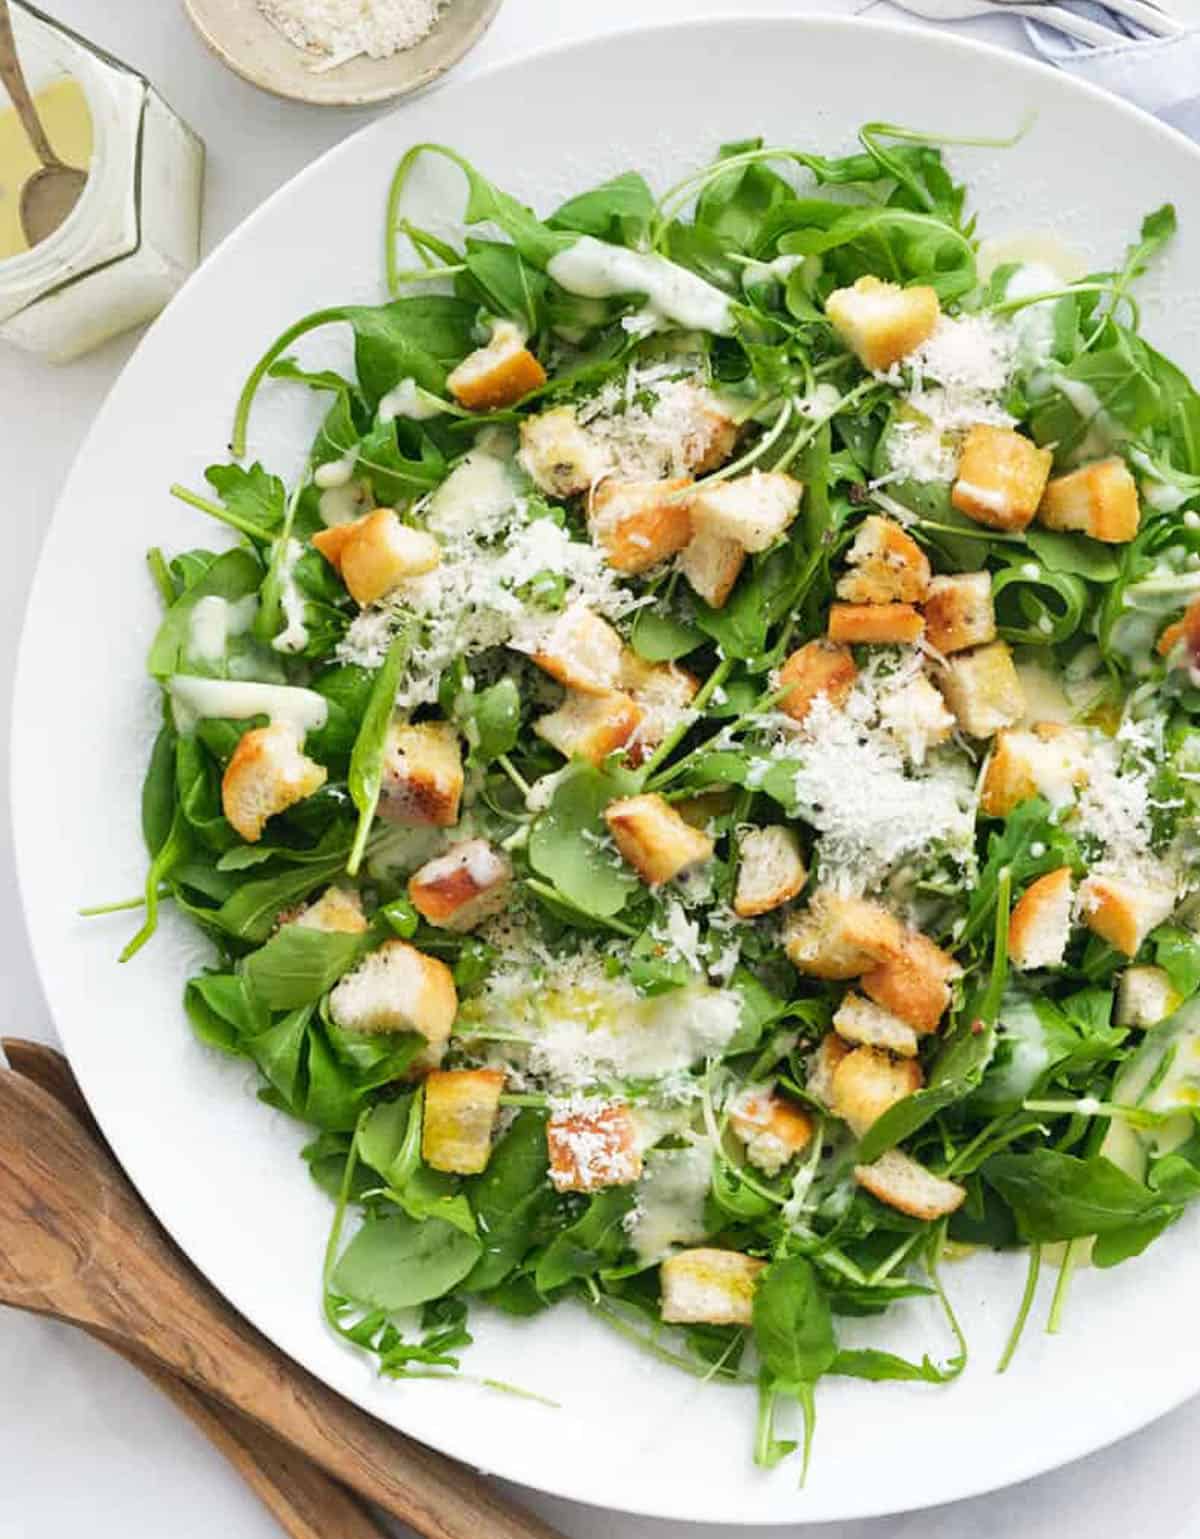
[0,1054,566,1539]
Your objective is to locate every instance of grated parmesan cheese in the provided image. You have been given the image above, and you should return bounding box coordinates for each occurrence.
[577,364,729,481]
[257,0,447,64]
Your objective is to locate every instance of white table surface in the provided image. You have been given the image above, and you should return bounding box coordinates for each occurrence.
[5,2,1200,1535]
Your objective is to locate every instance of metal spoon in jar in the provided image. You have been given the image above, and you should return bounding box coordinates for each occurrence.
[0,0,86,249]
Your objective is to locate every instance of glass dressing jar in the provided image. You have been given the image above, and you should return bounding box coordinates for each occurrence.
[0,2,205,361]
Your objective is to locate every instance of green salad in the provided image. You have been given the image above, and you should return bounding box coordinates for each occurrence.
[116,123,1200,1474]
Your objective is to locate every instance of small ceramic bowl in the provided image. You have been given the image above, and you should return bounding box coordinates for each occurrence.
[182,0,503,106]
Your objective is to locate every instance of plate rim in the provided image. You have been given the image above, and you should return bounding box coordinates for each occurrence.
[13,11,1200,1523]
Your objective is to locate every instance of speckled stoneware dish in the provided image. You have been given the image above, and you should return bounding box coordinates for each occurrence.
[183,0,502,106]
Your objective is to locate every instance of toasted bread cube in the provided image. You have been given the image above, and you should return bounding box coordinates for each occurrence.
[727,1087,814,1176]
[862,930,960,1033]
[951,425,1053,532]
[605,792,714,885]
[518,406,606,497]
[807,1032,849,1106]
[292,886,368,935]
[547,1102,642,1192]
[828,603,924,647]
[422,1069,506,1174]
[778,640,857,724]
[1079,875,1176,958]
[1116,965,1180,1028]
[679,526,746,609]
[836,516,931,605]
[831,1046,923,1136]
[980,723,1089,818]
[936,640,1025,739]
[687,394,740,474]
[221,723,327,844]
[784,892,905,980]
[660,1249,765,1326]
[379,720,463,827]
[1009,867,1074,971]
[529,603,625,694]
[688,471,803,555]
[854,1149,966,1220]
[923,572,996,655]
[446,320,546,411]
[734,826,808,918]
[878,674,955,765]
[590,477,693,573]
[825,275,940,371]
[408,840,513,932]
[329,939,457,1052]
[534,688,642,766]
[620,653,699,752]
[833,993,920,1058]
[1039,458,1140,543]
[313,509,440,608]
[1156,596,1200,662]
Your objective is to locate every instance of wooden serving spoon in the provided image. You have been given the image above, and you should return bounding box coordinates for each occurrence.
[2,1039,391,1539]
[0,1061,565,1539]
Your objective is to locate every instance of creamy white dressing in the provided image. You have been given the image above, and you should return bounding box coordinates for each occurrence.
[626,1139,713,1265]
[272,538,309,655]
[425,449,517,538]
[1015,661,1074,726]
[168,676,328,737]
[1048,374,1123,461]
[1003,261,1068,368]
[318,478,371,528]
[314,455,356,490]
[186,594,257,665]
[378,377,444,423]
[1104,998,1200,1179]
[547,236,734,336]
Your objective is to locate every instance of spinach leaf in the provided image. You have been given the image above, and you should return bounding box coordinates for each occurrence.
[147,549,263,680]
[243,924,368,1009]
[141,724,177,857]
[332,1213,481,1310]
[550,171,656,247]
[464,1109,552,1291]
[528,762,640,918]
[752,1257,836,1477]
[347,630,411,875]
[1023,529,1121,582]
[983,1150,1178,1243]
[534,1188,635,1292]
[630,609,704,662]
[1154,926,1200,1001]
[211,854,352,943]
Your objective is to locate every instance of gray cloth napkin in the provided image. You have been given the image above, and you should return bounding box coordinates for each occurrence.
[1023,6,1200,134]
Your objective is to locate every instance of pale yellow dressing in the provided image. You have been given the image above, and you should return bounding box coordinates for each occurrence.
[0,75,92,258]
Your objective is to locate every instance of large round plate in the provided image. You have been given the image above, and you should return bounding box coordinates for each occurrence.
[14,16,1200,1524]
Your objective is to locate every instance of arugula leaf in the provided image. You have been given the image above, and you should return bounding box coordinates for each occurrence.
[346,630,411,875]
[752,1257,836,1478]
[534,1188,635,1292]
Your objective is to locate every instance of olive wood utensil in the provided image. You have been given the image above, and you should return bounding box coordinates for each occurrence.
[0,1060,565,1539]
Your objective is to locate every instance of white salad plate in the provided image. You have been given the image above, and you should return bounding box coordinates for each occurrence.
[13,14,1200,1525]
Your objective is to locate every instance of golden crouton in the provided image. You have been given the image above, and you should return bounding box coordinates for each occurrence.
[604,792,714,885]
[408,839,513,932]
[547,1101,642,1192]
[222,724,327,844]
[862,930,960,1033]
[292,886,367,935]
[589,477,693,573]
[328,939,457,1051]
[620,653,699,750]
[784,892,905,980]
[828,602,925,646]
[687,395,740,474]
[1156,596,1200,661]
[1038,457,1140,543]
[806,1032,849,1106]
[529,603,625,694]
[687,471,803,554]
[830,1045,923,1136]
[1009,866,1074,971]
[678,527,746,609]
[379,720,463,828]
[728,1087,814,1176]
[854,1149,966,1220]
[1079,874,1176,958]
[422,1069,506,1174]
[878,674,955,764]
[446,320,546,411]
[836,516,931,605]
[777,640,857,723]
[825,275,940,371]
[534,688,643,766]
[980,723,1089,818]
[733,826,808,918]
[1116,965,1181,1029]
[935,640,1025,738]
[951,425,1053,532]
[832,993,919,1058]
[517,406,606,497]
[660,1249,765,1326]
[313,508,440,608]
[923,571,996,655]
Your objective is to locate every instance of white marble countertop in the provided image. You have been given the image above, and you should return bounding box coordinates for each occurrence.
[4,2,1200,1535]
